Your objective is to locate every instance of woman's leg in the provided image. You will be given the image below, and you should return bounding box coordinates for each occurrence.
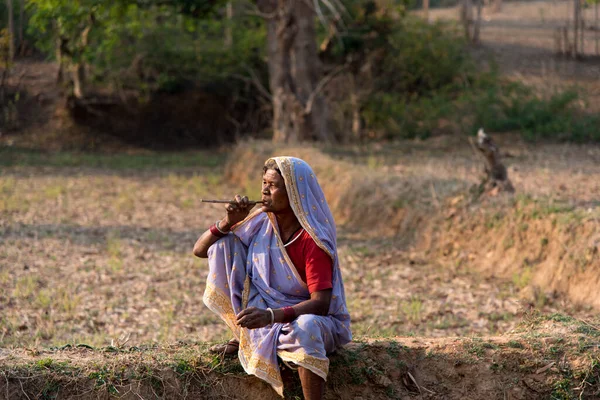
[298,366,325,400]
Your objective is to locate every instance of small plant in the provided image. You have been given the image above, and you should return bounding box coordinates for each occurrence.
[551,378,573,399]
[507,340,524,349]
[512,267,532,289]
[399,297,423,323]
[172,358,194,375]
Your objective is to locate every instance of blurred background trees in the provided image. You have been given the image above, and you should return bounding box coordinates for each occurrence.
[0,0,597,147]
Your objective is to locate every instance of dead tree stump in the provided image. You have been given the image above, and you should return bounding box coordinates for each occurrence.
[471,128,514,195]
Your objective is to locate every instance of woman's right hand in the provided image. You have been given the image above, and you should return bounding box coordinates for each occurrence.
[222,195,254,229]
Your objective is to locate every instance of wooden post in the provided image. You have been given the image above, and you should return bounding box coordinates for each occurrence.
[423,0,429,22]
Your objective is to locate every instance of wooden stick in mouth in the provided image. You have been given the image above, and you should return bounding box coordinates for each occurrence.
[201,199,265,205]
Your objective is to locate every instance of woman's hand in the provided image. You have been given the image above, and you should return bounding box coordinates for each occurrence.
[223,195,254,229]
[236,307,272,329]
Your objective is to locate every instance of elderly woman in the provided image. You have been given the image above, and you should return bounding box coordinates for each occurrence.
[193,157,351,399]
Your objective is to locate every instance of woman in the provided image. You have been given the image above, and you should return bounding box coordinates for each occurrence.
[193,157,351,399]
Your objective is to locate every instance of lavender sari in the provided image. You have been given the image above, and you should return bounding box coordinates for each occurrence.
[202,157,352,396]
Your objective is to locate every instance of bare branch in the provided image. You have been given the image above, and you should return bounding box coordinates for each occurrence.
[313,0,329,32]
[321,0,346,30]
[232,66,273,102]
[330,0,351,19]
[244,3,278,19]
[305,64,347,115]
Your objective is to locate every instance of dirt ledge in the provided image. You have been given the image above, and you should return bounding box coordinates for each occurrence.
[1,315,598,400]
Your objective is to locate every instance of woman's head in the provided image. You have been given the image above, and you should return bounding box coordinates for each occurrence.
[261,159,291,214]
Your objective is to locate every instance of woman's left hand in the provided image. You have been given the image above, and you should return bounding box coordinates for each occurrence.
[236,307,272,329]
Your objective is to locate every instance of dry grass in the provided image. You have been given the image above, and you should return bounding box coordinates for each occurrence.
[0,152,235,348]
[1,138,599,351]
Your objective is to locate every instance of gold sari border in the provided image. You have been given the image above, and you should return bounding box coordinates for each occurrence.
[275,157,334,261]
[239,328,285,397]
[203,283,240,340]
[277,350,329,381]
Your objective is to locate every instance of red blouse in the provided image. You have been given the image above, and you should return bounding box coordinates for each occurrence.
[284,229,333,293]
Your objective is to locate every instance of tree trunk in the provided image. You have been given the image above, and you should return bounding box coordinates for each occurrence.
[72,24,92,99]
[460,0,474,42]
[18,0,24,55]
[423,0,429,21]
[56,36,65,83]
[258,0,330,143]
[225,2,233,48]
[6,0,14,62]
[573,0,580,58]
[473,128,514,195]
[473,0,483,44]
[594,3,600,55]
[349,73,361,141]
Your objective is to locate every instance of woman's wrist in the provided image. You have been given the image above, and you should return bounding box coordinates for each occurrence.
[216,219,231,234]
[274,306,296,323]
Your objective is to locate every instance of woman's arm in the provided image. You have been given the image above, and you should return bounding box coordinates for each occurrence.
[192,219,231,258]
[192,195,254,258]
[236,289,332,329]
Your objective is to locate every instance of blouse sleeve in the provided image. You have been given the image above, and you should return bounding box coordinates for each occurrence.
[304,238,333,293]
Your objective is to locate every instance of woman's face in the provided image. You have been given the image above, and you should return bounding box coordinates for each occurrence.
[261,169,291,214]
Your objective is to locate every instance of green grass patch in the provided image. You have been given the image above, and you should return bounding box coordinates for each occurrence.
[0,148,226,169]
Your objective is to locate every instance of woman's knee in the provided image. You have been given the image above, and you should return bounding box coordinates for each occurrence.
[293,314,323,329]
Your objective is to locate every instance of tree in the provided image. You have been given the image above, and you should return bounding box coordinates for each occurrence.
[256,0,332,143]
[28,0,105,97]
[459,0,482,44]
[6,0,14,61]
[27,0,228,98]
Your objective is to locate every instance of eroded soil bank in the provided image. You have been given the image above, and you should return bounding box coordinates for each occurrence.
[1,316,599,400]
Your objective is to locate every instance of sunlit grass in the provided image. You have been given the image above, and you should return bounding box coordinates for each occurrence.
[13,276,40,300]
[0,148,226,169]
[0,176,29,213]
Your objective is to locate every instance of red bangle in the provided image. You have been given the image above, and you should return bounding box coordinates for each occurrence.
[282,306,296,323]
[209,224,227,238]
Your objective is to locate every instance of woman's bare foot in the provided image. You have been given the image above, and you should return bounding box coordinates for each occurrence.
[209,339,239,356]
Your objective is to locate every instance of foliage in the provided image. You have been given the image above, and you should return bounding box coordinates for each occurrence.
[360,18,473,138]
[355,16,599,142]
[12,0,600,144]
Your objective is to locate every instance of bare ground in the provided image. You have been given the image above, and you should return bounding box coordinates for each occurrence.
[2,136,599,345]
[426,0,600,111]
[1,139,600,398]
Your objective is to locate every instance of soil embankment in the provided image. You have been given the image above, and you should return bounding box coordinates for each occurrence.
[1,316,599,399]
[226,141,600,311]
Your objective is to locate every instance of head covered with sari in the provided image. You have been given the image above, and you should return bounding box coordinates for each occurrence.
[203,157,351,396]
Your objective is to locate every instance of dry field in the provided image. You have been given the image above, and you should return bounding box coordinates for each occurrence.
[1,140,600,399]
[1,137,599,352]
